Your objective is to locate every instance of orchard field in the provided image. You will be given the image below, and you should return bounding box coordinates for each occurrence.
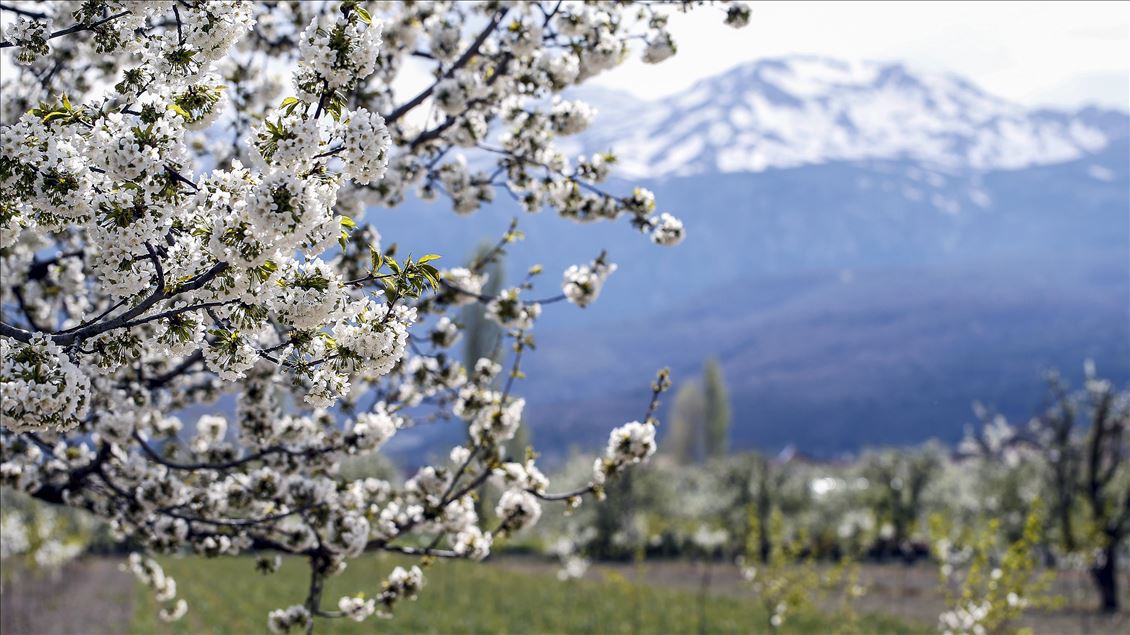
[5,553,1129,634]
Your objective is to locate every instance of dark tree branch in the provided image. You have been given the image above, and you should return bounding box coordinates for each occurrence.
[0,2,48,20]
[132,430,342,472]
[385,9,509,125]
[0,10,132,48]
[146,350,205,388]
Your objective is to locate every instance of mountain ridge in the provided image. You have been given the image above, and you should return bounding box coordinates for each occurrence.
[568,55,1129,178]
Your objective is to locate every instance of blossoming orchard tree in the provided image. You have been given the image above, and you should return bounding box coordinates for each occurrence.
[0,0,750,630]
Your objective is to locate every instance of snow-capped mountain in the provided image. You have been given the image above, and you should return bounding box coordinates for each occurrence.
[570,56,1129,178]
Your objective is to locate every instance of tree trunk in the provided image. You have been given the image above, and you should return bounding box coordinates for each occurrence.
[1090,543,1120,613]
[1057,494,1076,554]
[758,509,771,563]
[697,560,711,635]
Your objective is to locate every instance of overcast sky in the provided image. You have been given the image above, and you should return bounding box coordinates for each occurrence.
[591,1,1130,110]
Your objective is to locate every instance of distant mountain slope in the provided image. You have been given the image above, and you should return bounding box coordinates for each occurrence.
[371,139,1129,324]
[568,56,1129,177]
[521,258,1128,457]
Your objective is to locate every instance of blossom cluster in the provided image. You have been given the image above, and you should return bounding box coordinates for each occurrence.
[124,553,188,623]
[375,564,425,616]
[593,421,658,487]
[562,254,618,308]
[1,335,90,432]
[267,605,311,634]
[938,601,991,635]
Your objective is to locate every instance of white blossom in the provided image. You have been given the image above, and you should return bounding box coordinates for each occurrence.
[5,17,51,63]
[440,268,487,306]
[496,489,542,534]
[267,605,311,634]
[594,421,658,484]
[338,595,376,621]
[562,256,617,307]
[485,289,541,330]
[340,109,391,185]
[1,335,90,432]
[650,212,686,246]
[469,396,526,445]
[349,408,399,454]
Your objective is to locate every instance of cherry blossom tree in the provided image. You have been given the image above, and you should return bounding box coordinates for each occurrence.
[0,0,750,631]
[958,364,1130,613]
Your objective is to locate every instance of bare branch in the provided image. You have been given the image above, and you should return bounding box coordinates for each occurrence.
[0,10,132,48]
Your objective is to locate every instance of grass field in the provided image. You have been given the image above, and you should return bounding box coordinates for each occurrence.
[130,554,926,634]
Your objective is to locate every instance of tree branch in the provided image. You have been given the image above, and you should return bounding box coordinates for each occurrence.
[132,430,342,472]
[0,10,132,48]
[0,2,48,20]
[384,8,509,124]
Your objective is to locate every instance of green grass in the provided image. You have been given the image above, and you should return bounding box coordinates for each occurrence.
[131,554,927,634]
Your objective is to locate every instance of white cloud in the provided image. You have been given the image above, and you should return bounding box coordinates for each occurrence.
[591,1,1129,110]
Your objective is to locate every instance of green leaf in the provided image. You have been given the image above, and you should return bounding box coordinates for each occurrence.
[280,96,299,108]
[338,231,349,251]
[339,215,357,229]
[417,253,441,264]
[61,94,71,110]
[167,103,191,118]
[253,260,278,283]
[355,6,372,24]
